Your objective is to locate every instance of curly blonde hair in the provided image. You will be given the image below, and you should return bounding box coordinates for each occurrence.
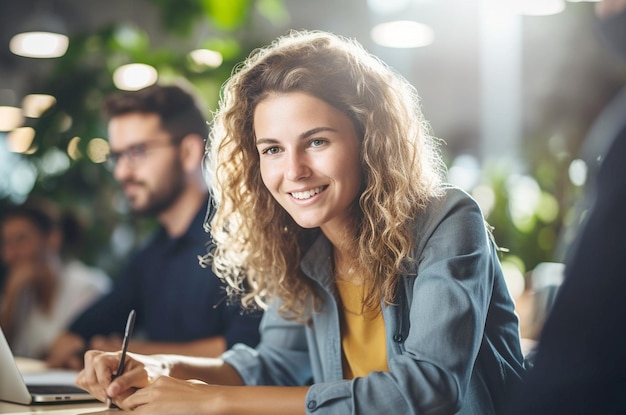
[205,30,445,319]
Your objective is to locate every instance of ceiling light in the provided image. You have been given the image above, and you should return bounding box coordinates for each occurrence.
[0,106,23,131]
[87,138,110,163]
[10,32,69,58]
[367,0,411,15]
[189,49,223,68]
[510,0,566,15]
[9,8,69,58]
[22,94,57,118]
[113,64,158,91]
[371,20,434,48]
[6,127,36,153]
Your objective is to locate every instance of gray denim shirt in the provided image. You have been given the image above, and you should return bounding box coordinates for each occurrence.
[222,186,525,414]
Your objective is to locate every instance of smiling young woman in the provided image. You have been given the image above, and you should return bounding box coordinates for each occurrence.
[76,30,525,415]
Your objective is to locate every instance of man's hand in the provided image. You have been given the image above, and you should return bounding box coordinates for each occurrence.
[90,334,123,352]
[46,332,86,370]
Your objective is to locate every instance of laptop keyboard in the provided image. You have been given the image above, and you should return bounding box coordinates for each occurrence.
[28,384,86,394]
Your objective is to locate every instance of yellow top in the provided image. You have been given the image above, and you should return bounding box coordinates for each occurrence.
[335,279,389,379]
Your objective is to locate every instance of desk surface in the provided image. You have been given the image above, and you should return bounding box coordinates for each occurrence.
[0,401,112,415]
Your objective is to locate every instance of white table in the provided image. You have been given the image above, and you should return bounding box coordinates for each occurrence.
[0,400,112,415]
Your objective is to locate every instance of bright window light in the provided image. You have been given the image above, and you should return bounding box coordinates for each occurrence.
[9,32,69,58]
[6,127,36,153]
[509,0,565,15]
[367,0,411,14]
[22,94,57,118]
[87,138,110,163]
[113,64,158,91]
[568,159,588,187]
[189,49,223,69]
[371,20,434,48]
[0,106,23,131]
[67,136,82,160]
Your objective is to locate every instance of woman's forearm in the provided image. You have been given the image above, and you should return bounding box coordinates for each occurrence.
[155,358,310,414]
[218,385,309,415]
[161,355,245,386]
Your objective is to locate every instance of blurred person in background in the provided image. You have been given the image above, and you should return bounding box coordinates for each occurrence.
[0,198,111,359]
[47,83,262,369]
[506,0,626,413]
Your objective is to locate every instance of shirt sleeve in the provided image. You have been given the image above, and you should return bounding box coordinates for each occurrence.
[222,301,312,387]
[68,259,141,341]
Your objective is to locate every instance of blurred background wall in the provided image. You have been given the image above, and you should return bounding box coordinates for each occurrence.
[0,0,624,297]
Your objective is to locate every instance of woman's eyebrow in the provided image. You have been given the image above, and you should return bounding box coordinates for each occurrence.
[255,137,279,146]
[299,126,337,139]
[256,127,337,145]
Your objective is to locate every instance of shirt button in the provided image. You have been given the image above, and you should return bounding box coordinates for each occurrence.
[393,334,403,342]
[307,400,318,410]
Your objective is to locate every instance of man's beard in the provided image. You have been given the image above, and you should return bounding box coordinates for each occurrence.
[128,160,186,217]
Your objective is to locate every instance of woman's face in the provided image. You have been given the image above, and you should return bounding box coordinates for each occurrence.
[254,91,362,239]
[0,217,48,267]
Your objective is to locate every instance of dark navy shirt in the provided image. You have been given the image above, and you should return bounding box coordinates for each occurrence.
[69,199,262,348]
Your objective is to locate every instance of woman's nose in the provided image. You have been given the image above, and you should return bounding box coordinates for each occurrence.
[285,151,310,181]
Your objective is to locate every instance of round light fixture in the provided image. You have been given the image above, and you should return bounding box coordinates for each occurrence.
[371,20,434,48]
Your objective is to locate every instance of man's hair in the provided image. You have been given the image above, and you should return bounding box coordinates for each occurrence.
[103,84,209,143]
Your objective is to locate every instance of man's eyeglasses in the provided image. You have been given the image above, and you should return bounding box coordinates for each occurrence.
[105,139,177,170]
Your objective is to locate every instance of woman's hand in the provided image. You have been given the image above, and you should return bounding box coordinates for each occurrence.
[75,350,169,405]
[119,376,222,414]
[122,379,310,415]
[46,332,86,370]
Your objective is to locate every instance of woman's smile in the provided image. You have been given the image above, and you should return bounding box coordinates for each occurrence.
[254,91,362,237]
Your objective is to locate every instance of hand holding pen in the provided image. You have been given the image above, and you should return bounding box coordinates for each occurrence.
[106,309,136,409]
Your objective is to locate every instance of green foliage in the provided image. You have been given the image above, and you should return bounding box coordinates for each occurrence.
[1,0,286,275]
[480,147,584,278]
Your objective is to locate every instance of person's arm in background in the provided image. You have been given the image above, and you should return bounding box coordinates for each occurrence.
[74,259,262,359]
[0,263,42,342]
[90,335,228,357]
[47,259,141,369]
[92,303,262,357]
[89,292,262,357]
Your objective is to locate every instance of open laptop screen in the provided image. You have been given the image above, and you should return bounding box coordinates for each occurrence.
[0,326,95,404]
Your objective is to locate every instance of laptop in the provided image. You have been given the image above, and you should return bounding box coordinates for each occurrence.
[0,326,96,404]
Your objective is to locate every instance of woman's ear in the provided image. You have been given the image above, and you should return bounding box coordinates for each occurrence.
[179,134,206,173]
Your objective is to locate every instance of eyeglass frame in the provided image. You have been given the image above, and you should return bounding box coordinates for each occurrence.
[105,136,183,171]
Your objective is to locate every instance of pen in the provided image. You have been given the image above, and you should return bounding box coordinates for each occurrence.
[106,309,136,409]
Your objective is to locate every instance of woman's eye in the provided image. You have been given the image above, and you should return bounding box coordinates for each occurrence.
[262,146,281,155]
[310,139,326,147]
